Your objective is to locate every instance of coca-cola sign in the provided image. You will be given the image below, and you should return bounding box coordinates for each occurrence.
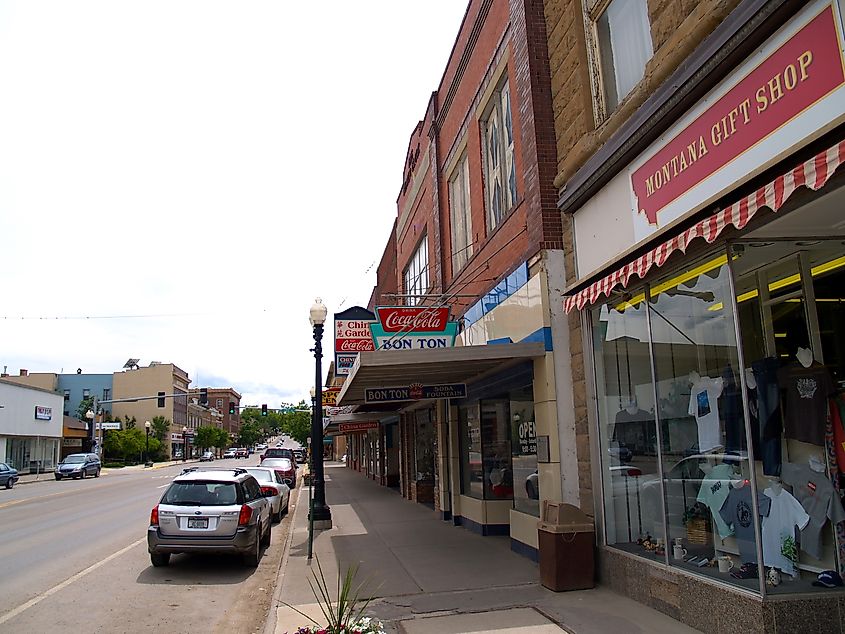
[336,338,375,352]
[375,306,450,333]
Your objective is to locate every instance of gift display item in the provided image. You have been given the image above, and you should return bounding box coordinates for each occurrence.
[812,570,844,588]
[696,463,738,539]
[688,375,724,452]
[781,460,845,559]
[777,353,835,447]
[761,486,810,577]
[719,482,771,564]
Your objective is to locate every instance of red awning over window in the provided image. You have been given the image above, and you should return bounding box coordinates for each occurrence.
[564,139,845,313]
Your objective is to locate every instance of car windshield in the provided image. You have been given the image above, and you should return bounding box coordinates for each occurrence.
[63,456,86,464]
[245,468,275,483]
[262,458,292,469]
[162,481,239,506]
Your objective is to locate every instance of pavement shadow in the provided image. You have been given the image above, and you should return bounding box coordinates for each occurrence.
[135,551,258,585]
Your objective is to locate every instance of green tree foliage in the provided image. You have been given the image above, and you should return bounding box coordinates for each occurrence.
[212,427,230,452]
[76,396,94,421]
[194,426,218,451]
[283,409,311,446]
[103,428,161,463]
[151,416,170,442]
[237,420,261,448]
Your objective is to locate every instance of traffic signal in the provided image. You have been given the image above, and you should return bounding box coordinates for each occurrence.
[228,401,235,415]
[261,404,268,417]
[199,388,208,405]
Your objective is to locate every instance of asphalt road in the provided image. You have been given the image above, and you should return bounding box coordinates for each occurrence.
[0,458,297,633]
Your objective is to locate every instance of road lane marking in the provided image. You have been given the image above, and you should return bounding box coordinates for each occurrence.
[157,484,169,489]
[0,536,146,626]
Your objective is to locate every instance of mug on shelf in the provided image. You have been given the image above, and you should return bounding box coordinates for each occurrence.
[717,556,734,573]
[673,544,688,560]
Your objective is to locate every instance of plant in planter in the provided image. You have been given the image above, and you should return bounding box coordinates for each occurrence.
[286,556,384,634]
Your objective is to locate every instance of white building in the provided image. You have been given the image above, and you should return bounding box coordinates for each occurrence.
[0,378,64,473]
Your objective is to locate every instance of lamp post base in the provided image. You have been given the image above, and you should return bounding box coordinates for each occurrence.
[309,502,332,529]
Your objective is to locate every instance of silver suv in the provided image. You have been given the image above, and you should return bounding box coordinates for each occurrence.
[147,468,271,567]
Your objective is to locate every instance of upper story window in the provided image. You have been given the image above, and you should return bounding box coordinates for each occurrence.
[82,388,91,398]
[63,389,70,401]
[102,388,110,401]
[449,154,473,273]
[589,0,653,115]
[482,80,516,231]
[216,398,223,409]
[403,237,429,306]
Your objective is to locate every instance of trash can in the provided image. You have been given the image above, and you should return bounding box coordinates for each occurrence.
[537,500,595,591]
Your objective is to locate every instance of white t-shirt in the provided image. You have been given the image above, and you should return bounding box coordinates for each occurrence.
[761,487,810,576]
[688,377,724,452]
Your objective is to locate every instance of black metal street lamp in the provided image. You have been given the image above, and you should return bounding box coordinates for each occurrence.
[144,420,152,467]
[309,298,331,528]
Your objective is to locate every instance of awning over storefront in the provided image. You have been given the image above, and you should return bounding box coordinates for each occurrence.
[336,342,545,406]
[563,138,845,313]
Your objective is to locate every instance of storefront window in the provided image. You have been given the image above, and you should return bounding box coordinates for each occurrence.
[5,437,59,473]
[593,237,845,595]
[414,409,435,485]
[510,386,538,516]
[649,254,761,591]
[592,292,665,553]
[459,403,483,498]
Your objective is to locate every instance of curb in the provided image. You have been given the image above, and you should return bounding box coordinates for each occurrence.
[263,479,305,634]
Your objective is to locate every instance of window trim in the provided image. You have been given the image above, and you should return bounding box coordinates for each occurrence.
[480,77,517,232]
[582,0,653,124]
[403,236,430,307]
[447,151,473,274]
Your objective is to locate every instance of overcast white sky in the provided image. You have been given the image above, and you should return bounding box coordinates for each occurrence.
[0,1,469,409]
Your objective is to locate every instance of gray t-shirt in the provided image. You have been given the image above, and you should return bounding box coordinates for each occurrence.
[719,484,772,564]
[782,462,845,559]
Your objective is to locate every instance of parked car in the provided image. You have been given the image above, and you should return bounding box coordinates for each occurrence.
[55,453,101,480]
[234,448,249,459]
[200,451,215,462]
[255,444,267,451]
[147,467,271,567]
[173,450,183,459]
[260,457,297,488]
[245,467,290,522]
[222,449,236,459]
[0,463,19,489]
[260,447,295,465]
[292,448,306,463]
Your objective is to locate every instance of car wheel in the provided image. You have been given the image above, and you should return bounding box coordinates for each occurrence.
[271,504,281,523]
[243,530,263,567]
[5,478,13,489]
[94,468,100,478]
[150,553,170,567]
[55,475,62,481]
[281,500,289,517]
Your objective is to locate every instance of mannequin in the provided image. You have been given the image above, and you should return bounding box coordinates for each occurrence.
[744,367,757,389]
[767,477,783,494]
[796,347,814,368]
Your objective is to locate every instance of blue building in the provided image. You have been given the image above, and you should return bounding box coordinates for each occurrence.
[56,374,113,419]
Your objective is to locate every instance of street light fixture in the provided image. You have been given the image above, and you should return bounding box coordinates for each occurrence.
[309,298,331,529]
[182,426,188,462]
[144,421,152,467]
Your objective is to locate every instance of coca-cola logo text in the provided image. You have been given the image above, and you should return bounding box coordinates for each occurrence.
[377,307,449,333]
[337,338,375,352]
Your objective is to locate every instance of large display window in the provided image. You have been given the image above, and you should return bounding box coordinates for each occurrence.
[591,233,845,596]
[458,381,537,510]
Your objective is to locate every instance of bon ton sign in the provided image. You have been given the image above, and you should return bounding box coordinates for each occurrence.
[334,306,376,376]
[370,306,457,350]
[629,3,845,241]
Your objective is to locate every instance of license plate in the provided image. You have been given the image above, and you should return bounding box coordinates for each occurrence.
[187,518,208,529]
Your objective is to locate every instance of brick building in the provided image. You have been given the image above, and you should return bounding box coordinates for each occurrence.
[337,0,584,562]
[206,387,241,437]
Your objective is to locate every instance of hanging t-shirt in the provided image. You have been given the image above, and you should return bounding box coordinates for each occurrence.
[777,362,835,446]
[696,463,737,539]
[781,461,845,559]
[719,484,771,564]
[761,487,810,576]
[688,377,724,452]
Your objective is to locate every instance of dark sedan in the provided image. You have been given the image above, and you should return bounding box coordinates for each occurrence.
[0,463,19,489]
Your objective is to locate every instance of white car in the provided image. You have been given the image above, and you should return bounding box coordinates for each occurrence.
[244,467,290,522]
[222,449,236,459]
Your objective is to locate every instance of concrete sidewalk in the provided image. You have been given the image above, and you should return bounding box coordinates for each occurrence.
[266,463,700,634]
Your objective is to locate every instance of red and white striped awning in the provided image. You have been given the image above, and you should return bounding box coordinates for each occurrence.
[564,138,845,313]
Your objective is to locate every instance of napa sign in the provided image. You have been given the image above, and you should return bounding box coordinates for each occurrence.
[370,306,458,350]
